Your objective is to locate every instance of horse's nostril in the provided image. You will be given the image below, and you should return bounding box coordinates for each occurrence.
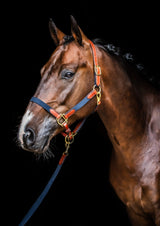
[23,127,36,148]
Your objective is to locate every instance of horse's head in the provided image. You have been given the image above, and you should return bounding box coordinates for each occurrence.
[18,17,99,154]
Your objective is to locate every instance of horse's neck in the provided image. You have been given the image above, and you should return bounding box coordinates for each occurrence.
[97,50,145,152]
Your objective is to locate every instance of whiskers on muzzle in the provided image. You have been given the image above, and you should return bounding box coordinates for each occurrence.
[33,138,57,160]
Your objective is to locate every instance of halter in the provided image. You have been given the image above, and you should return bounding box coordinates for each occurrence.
[19,40,102,226]
[30,40,101,151]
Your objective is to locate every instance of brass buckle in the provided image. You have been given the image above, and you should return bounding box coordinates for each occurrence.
[56,114,68,127]
[93,85,101,105]
[94,65,101,75]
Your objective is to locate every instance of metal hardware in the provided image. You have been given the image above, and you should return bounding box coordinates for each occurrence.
[94,65,101,75]
[56,114,68,127]
[96,89,101,105]
[63,132,77,155]
[93,85,101,105]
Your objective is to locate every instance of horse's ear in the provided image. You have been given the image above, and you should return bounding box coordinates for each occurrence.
[70,15,89,46]
[49,19,65,46]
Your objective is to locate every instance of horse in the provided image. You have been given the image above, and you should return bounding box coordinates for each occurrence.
[18,16,160,225]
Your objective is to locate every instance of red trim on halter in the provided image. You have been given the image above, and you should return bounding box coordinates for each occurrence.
[89,40,101,87]
[89,40,99,69]
[96,74,101,86]
[65,109,76,118]
[63,123,71,133]
[87,89,97,99]
[49,108,60,118]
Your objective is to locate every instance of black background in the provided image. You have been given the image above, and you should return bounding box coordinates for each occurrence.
[5,1,160,225]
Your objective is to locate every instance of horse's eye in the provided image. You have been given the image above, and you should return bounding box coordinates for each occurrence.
[61,70,75,80]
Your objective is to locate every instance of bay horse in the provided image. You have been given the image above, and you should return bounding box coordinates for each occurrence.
[18,16,160,225]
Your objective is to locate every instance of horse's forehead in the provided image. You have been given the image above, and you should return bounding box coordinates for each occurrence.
[42,44,86,75]
[50,46,64,64]
[52,43,84,65]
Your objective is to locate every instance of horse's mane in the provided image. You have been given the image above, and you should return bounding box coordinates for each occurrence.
[92,38,160,90]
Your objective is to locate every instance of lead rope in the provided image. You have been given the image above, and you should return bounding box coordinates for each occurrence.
[19,142,70,226]
[19,154,67,226]
[18,118,86,226]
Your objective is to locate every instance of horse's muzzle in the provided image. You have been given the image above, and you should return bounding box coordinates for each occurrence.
[18,109,58,153]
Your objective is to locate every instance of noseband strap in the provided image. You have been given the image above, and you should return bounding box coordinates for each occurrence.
[30,40,101,140]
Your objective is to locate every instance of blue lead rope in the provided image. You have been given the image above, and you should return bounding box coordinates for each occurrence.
[19,154,68,226]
